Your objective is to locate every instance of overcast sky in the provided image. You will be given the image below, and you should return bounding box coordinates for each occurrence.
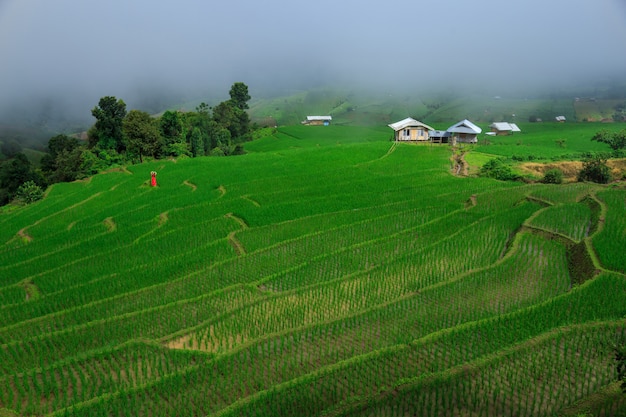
[1,0,626,121]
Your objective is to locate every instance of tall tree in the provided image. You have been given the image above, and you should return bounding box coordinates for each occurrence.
[90,96,127,152]
[123,110,163,163]
[41,134,81,175]
[159,110,188,156]
[229,82,251,110]
[189,127,203,157]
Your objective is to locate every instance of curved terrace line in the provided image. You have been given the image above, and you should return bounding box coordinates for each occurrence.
[183,180,197,192]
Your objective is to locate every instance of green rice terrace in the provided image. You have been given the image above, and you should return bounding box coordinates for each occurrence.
[1,124,626,416]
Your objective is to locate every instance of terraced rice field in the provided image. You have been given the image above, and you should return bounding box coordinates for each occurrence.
[0,125,625,416]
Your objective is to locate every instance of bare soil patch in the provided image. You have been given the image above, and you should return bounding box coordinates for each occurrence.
[17,228,32,243]
[103,217,116,232]
[520,159,626,182]
[158,212,169,226]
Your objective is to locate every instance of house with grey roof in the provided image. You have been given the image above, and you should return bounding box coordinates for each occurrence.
[447,119,482,144]
[489,122,521,135]
[388,117,435,141]
[303,116,332,126]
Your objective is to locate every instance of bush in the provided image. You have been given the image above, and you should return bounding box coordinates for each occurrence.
[542,169,563,184]
[479,159,520,181]
[14,180,44,204]
[577,154,611,184]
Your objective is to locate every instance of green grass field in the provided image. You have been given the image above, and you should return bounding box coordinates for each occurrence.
[1,124,625,416]
[473,122,624,161]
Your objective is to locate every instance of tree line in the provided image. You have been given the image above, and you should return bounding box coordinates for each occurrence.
[0,82,252,206]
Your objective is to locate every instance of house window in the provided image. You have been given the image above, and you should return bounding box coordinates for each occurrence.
[417,129,424,137]
[404,129,410,137]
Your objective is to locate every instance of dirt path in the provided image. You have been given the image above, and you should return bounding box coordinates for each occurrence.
[225,213,248,255]
[228,231,246,255]
[450,149,469,176]
[354,142,397,167]
[183,180,197,192]
[241,195,260,207]
[225,213,248,230]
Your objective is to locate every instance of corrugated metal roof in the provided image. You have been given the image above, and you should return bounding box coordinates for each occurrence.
[490,122,521,132]
[428,130,450,137]
[388,117,434,131]
[447,119,482,134]
[307,116,332,121]
[490,122,513,131]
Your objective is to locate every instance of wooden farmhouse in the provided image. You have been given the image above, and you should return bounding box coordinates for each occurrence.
[489,122,521,136]
[303,116,332,126]
[388,118,435,141]
[447,119,482,144]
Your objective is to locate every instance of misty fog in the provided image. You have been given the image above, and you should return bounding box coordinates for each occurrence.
[1,0,626,134]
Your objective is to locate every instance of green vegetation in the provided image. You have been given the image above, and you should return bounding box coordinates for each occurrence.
[479,158,520,181]
[578,154,612,184]
[1,122,625,416]
[591,128,626,155]
[542,168,564,184]
[0,83,254,207]
[474,122,620,161]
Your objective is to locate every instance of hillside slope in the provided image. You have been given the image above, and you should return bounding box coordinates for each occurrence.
[0,126,625,416]
[246,88,581,127]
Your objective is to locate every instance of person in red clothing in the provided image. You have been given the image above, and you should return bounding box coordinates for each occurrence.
[150,171,157,187]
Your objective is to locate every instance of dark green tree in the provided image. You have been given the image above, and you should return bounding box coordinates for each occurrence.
[49,147,85,183]
[204,120,220,154]
[0,153,43,203]
[123,110,163,163]
[213,101,250,142]
[184,108,213,155]
[159,110,188,156]
[577,154,611,184]
[591,129,626,153]
[41,134,81,177]
[196,102,210,114]
[229,82,251,110]
[542,168,563,184]
[90,96,127,152]
[189,127,203,157]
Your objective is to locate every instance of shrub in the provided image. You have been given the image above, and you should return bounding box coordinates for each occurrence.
[480,158,520,181]
[577,154,611,184]
[542,169,563,184]
[14,180,44,204]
